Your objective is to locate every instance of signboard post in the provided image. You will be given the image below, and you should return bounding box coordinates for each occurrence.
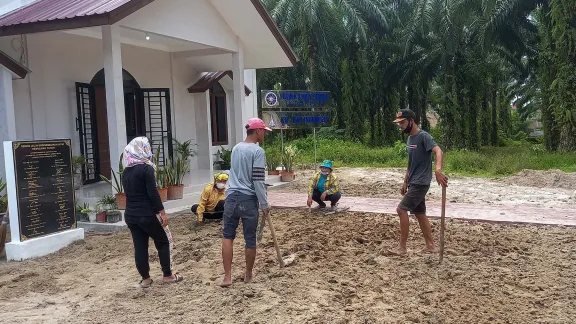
[261,90,332,167]
[3,139,84,261]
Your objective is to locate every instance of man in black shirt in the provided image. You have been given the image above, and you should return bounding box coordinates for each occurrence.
[389,109,448,256]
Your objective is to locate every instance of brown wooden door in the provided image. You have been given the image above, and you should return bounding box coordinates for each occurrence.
[94,85,111,180]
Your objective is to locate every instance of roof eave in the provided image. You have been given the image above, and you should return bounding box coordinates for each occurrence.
[0,0,156,37]
[0,50,30,79]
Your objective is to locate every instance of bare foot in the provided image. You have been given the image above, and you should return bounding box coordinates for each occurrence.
[380,247,407,257]
[220,277,232,288]
[419,247,436,254]
[244,273,253,284]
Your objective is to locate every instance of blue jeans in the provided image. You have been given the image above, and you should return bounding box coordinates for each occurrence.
[312,189,342,207]
[222,192,259,248]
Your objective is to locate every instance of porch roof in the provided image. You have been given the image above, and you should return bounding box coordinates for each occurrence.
[0,50,30,79]
[0,0,298,67]
[188,71,251,96]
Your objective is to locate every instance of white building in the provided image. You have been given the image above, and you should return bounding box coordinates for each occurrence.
[0,0,297,192]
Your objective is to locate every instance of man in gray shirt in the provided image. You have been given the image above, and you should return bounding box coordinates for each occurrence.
[220,117,271,287]
[388,109,448,256]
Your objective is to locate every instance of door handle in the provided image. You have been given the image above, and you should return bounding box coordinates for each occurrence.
[76,117,80,131]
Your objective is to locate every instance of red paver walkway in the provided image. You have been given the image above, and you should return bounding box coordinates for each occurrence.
[268,192,576,227]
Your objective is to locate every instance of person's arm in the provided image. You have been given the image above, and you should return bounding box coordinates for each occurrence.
[253,149,269,210]
[144,166,164,214]
[432,146,444,172]
[196,187,210,222]
[432,146,448,187]
[425,132,448,187]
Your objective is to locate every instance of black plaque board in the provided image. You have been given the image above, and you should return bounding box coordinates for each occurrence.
[12,139,76,241]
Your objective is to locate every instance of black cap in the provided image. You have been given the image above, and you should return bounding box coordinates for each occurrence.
[393,109,416,123]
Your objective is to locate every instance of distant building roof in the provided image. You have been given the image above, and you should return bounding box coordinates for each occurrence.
[0,50,30,79]
[188,71,251,96]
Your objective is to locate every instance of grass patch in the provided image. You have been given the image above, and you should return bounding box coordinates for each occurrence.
[264,138,576,178]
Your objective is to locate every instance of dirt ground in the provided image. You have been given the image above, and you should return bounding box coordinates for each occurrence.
[1,209,576,323]
[270,168,576,208]
[2,168,576,323]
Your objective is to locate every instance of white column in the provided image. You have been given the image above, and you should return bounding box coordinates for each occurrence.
[102,25,127,183]
[0,66,17,179]
[232,38,246,144]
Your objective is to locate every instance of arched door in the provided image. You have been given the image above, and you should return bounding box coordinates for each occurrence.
[75,69,172,184]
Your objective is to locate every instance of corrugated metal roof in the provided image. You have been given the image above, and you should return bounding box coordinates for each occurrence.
[0,0,132,26]
[188,71,251,96]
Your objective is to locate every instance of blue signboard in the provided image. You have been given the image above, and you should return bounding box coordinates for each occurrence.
[262,111,331,129]
[261,90,331,109]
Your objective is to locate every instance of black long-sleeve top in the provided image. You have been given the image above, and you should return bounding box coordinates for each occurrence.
[122,164,164,217]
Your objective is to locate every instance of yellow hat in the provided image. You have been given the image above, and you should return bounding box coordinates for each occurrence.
[215,173,229,181]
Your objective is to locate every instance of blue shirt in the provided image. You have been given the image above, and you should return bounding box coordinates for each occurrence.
[317,175,327,193]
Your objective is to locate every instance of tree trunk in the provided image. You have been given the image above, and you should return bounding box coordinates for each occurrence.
[442,57,456,150]
[421,80,430,132]
[399,84,406,110]
[481,87,489,146]
[468,86,479,150]
[490,86,498,146]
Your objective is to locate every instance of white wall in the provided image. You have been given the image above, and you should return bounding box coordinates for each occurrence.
[119,0,237,52]
[2,30,259,182]
[23,32,174,156]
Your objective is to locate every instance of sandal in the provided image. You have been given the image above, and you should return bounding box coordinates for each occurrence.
[139,278,153,288]
[163,273,184,284]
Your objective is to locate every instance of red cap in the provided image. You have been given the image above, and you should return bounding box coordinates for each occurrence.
[246,118,272,132]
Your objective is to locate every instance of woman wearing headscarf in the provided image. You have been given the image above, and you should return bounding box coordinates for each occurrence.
[192,172,228,226]
[121,137,183,287]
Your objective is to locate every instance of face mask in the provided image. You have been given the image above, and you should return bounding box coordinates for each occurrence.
[403,120,413,134]
[216,183,225,189]
[320,171,329,176]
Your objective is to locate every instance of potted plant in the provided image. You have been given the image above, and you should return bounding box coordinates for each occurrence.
[166,157,190,200]
[106,210,122,223]
[156,167,168,202]
[86,207,97,222]
[266,153,280,175]
[173,138,197,161]
[281,145,299,182]
[75,202,90,222]
[100,153,126,210]
[72,155,86,190]
[216,146,232,170]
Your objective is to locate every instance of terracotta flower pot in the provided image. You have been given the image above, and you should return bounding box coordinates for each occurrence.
[115,193,126,210]
[158,187,168,202]
[280,171,296,182]
[96,211,107,223]
[268,170,280,175]
[167,185,184,200]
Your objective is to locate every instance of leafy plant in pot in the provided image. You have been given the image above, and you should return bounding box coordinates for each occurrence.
[217,146,232,170]
[75,202,91,222]
[266,153,280,175]
[165,158,190,200]
[97,195,122,223]
[281,145,299,182]
[99,153,126,210]
[165,138,195,200]
[152,146,168,202]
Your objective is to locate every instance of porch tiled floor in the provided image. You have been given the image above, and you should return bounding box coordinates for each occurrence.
[267,192,576,227]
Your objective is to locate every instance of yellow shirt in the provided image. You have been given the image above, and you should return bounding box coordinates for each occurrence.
[196,183,226,222]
